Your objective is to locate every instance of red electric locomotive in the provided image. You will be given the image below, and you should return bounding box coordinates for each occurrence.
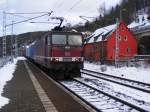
[28,31,84,79]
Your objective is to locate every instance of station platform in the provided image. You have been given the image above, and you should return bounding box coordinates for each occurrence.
[0,60,90,112]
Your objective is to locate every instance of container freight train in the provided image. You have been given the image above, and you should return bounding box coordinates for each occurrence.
[26,31,84,79]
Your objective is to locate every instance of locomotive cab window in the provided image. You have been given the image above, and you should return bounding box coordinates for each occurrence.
[52,34,66,45]
[68,35,82,45]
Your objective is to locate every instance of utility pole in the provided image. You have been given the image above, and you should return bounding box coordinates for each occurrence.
[3,11,6,58]
[120,8,126,22]
[101,36,105,64]
[3,11,53,58]
[11,20,14,62]
[115,18,119,67]
[15,35,18,57]
[120,10,122,22]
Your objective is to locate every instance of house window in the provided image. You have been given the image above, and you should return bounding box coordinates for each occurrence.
[126,47,130,53]
[118,36,122,41]
[124,35,128,41]
[121,27,124,31]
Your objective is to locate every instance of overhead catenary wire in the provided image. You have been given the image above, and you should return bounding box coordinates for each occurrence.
[68,0,83,11]
[5,11,53,27]
[58,0,83,24]
[42,0,84,26]
[4,0,84,30]
[54,0,65,11]
[30,21,60,24]
[5,12,54,25]
[9,14,31,19]
[5,11,52,14]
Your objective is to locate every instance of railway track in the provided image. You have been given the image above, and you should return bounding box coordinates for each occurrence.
[60,78,149,112]
[81,69,150,93]
[31,61,150,112]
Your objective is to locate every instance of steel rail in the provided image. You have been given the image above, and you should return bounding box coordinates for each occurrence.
[73,78,148,112]
[27,60,98,112]
[58,80,102,112]
[81,70,150,93]
[82,69,150,86]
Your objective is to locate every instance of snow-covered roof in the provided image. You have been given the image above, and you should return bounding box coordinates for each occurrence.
[86,13,150,44]
[86,24,116,43]
[128,14,150,29]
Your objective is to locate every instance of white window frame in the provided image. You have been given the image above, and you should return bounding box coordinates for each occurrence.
[124,35,128,41]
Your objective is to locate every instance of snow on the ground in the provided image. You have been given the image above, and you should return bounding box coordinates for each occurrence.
[84,62,150,83]
[0,57,26,109]
[16,57,26,60]
[82,74,150,107]
[83,62,150,111]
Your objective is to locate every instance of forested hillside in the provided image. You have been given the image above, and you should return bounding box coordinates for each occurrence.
[74,0,150,32]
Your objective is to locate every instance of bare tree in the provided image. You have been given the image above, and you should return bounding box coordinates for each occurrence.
[98,2,106,18]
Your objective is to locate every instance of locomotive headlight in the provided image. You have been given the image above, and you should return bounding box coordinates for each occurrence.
[52,58,59,61]
[55,58,59,61]
[75,58,78,61]
[75,58,82,61]
[52,58,56,61]
[78,58,81,61]
[73,57,83,62]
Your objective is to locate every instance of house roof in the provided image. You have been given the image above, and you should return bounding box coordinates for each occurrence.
[86,24,116,43]
[128,14,150,29]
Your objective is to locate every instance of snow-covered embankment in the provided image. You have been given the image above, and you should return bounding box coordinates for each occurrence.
[0,57,25,108]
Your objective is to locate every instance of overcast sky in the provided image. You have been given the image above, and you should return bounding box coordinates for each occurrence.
[0,0,121,35]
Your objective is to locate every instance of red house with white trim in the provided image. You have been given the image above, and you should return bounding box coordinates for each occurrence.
[84,21,137,63]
